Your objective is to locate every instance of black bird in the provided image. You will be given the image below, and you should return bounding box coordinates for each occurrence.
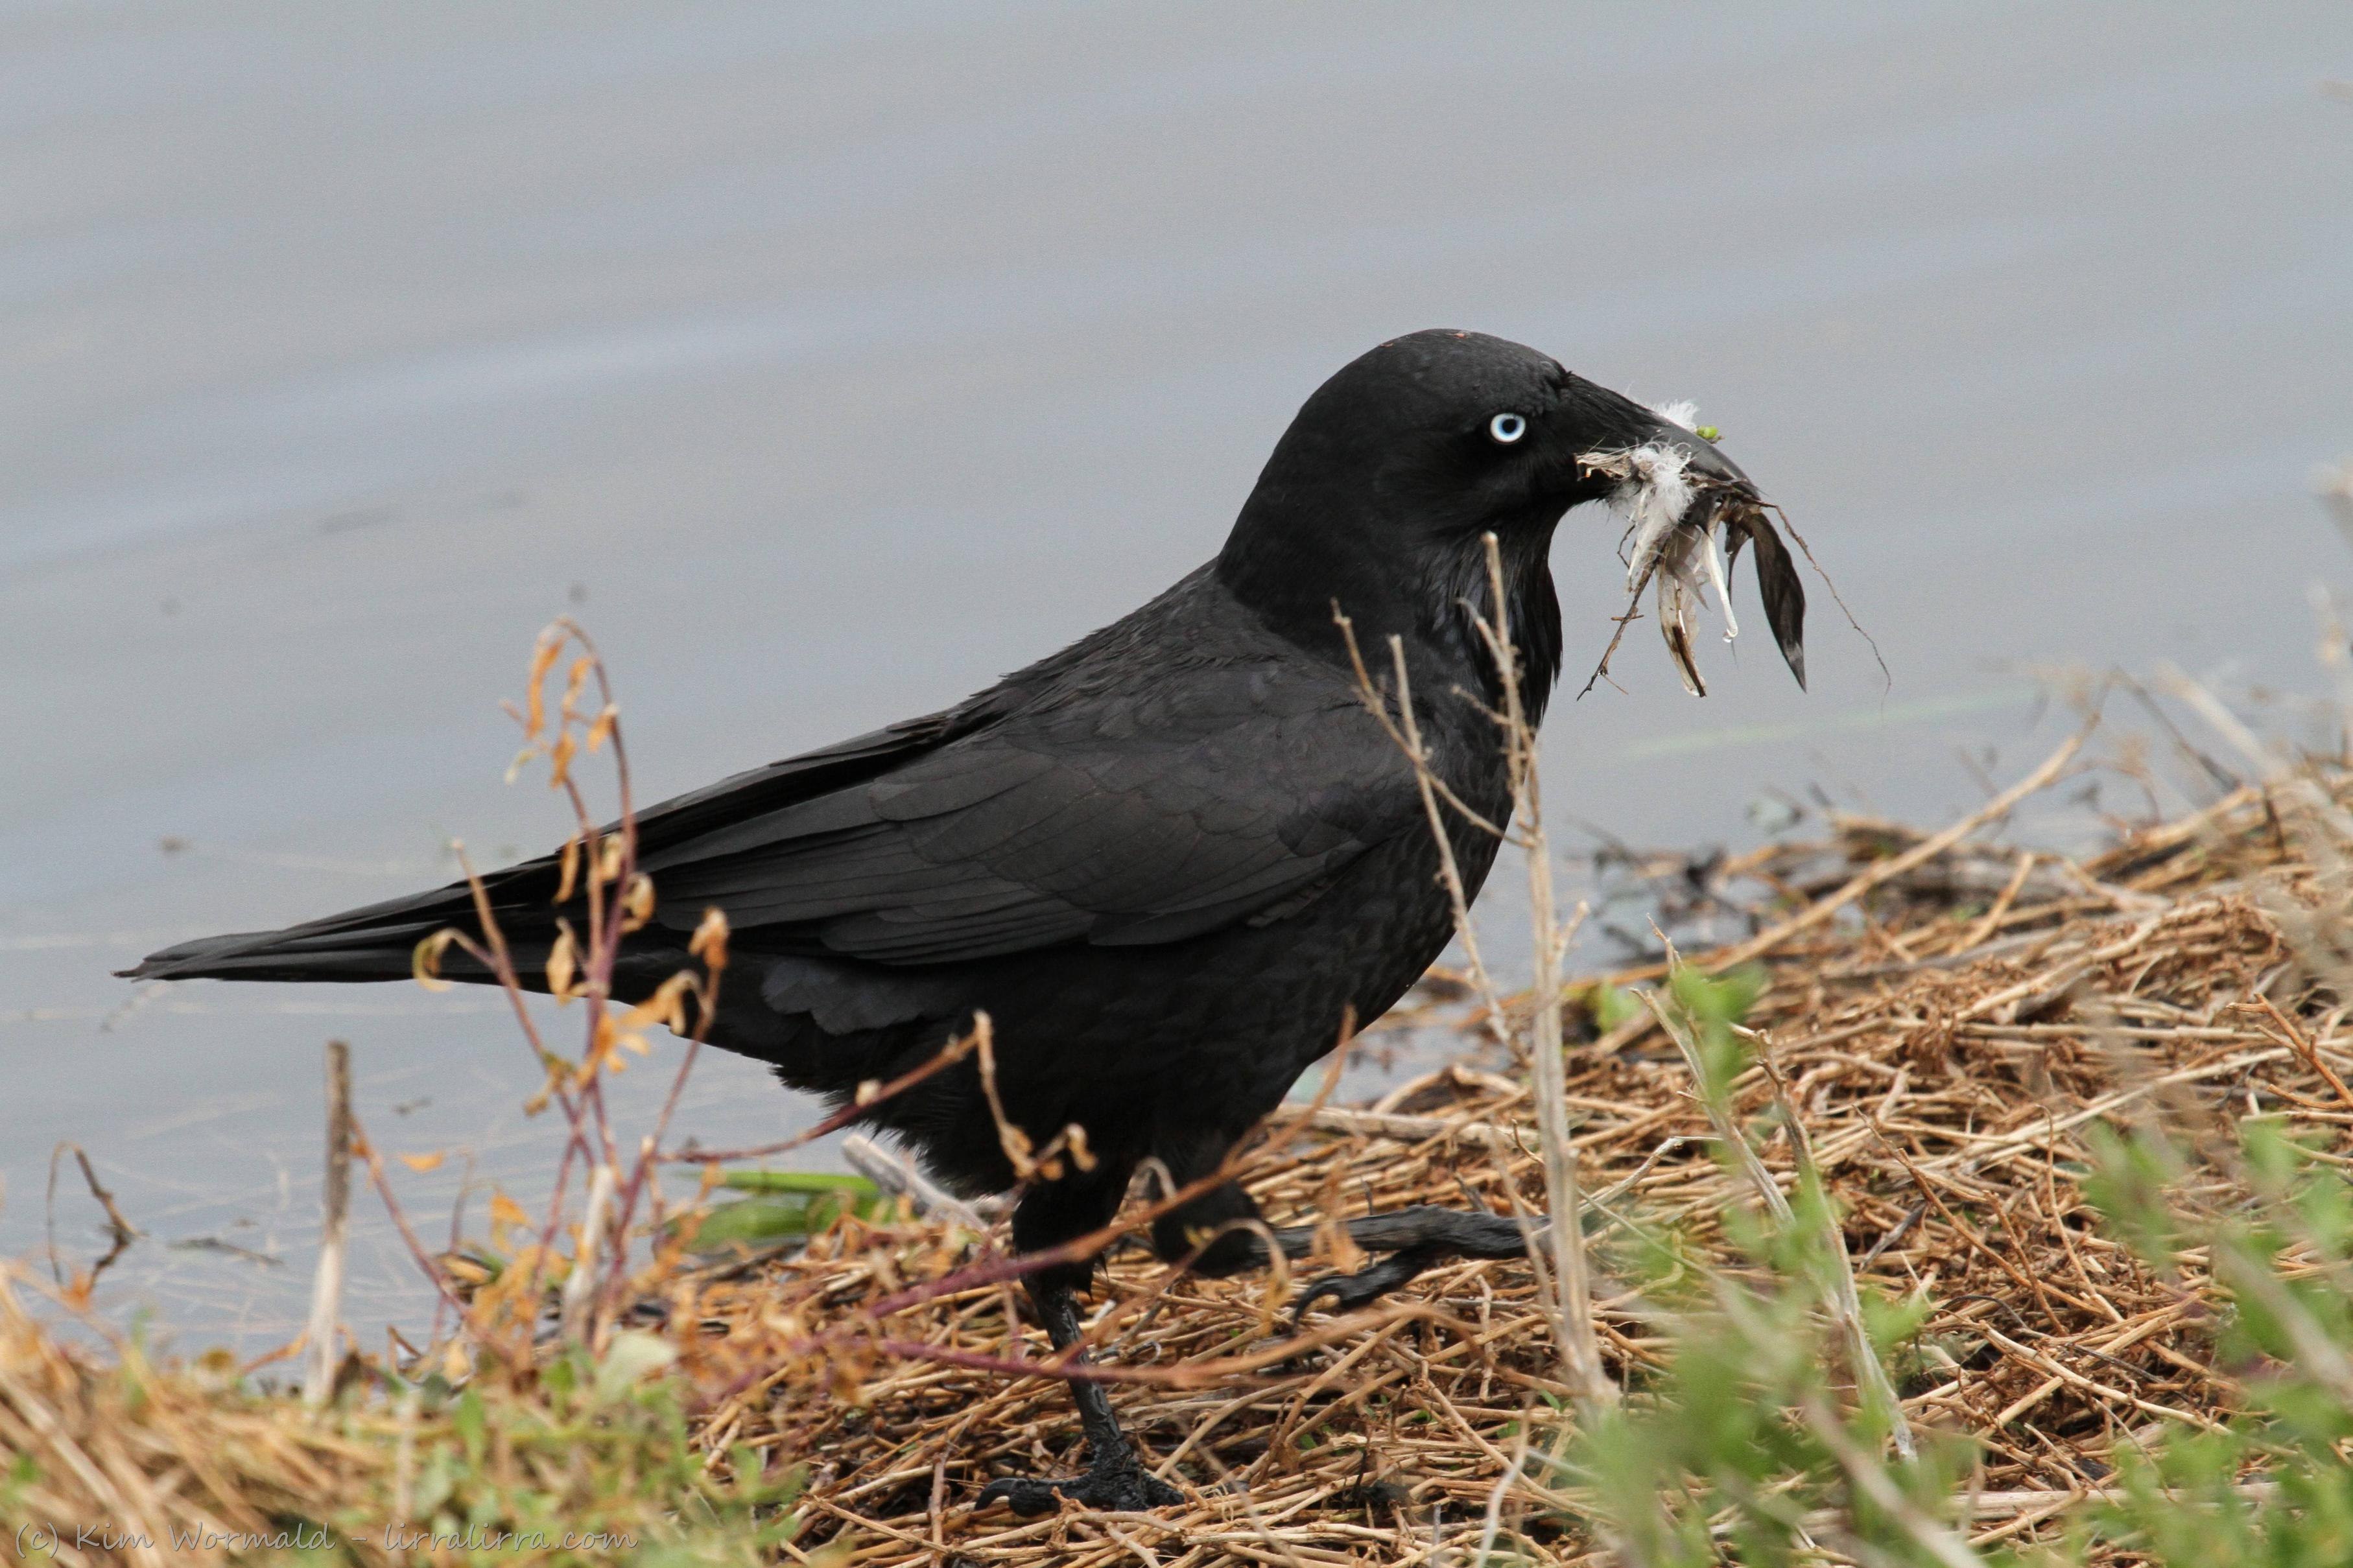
[126,329,1804,1512]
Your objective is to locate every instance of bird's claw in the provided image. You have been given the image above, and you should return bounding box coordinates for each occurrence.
[979,1460,1182,1515]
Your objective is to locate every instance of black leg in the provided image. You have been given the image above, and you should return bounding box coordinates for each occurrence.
[975,1163,1537,1512]
[976,1277,1184,1515]
[1150,1175,1270,1277]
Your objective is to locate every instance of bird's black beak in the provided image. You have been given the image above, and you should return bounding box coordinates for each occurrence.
[1590,389,1753,495]
[1665,423,1749,492]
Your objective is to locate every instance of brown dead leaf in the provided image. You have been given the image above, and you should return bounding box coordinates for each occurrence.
[489,1191,531,1237]
[412,928,460,991]
[555,832,582,905]
[523,628,562,742]
[546,924,578,1003]
[690,906,731,972]
[547,730,577,790]
[621,872,655,933]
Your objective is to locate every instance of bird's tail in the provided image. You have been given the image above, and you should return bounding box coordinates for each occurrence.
[119,870,545,986]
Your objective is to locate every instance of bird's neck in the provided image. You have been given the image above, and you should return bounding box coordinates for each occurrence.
[1436,528,1563,731]
[1214,508,1564,731]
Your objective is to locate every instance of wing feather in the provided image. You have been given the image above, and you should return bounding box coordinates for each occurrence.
[642,662,1415,966]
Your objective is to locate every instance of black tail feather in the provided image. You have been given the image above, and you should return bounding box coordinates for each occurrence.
[118,931,435,984]
[119,866,547,984]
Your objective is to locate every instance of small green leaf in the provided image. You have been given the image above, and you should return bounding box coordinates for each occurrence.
[2081,1121,2182,1272]
[595,1329,679,1402]
[718,1169,881,1197]
[1591,983,1640,1032]
[670,1171,890,1253]
[677,1189,877,1252]
[453,1386,487,1464]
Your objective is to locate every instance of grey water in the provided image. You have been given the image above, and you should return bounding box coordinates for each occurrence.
[3,2,2348,1351]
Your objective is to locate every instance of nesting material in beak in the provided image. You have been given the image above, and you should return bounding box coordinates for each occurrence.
[1580,403,1807,697]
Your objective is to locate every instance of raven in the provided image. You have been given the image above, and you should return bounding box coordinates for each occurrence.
[126,329,1804,1512]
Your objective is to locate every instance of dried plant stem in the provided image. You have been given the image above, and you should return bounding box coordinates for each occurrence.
[45,1142,141,1289]
[1334,608,1511,1051]
[302,1039,352,1408]
[348,1108,484,1348]
[1754,1037,1917,1460]
[668,1025,987,1167]
[843,1134,995,1232]
[1336,539,1613,1410]
[1799,1390,1983,1568]
[562,1163,618,1344]
[1473,533,1614,1411]
[1646,995,1916,1459]
[1472,1412,1534,1565]
[1709,729,2085,971]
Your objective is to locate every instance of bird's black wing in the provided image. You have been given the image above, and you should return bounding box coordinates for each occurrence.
[123,578,1425,990]
[639,662,1420,966]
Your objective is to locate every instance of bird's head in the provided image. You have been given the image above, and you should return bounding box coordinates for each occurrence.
[1218,329,1805,710]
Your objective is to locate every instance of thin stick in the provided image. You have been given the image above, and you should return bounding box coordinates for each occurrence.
[1333,609,1511,1052]
[1472,1406,1535,1565]
[45,1142,141,1289]
[2252,993,2353,1113]
[1959,851,2038,953]
[349,1108,485,1344]
[562,1163,618,1344]
[1707,731,2085,971]
[664,1024,987,1166]
[1474,532,1614,1410]
[302,1040,353,1408]
[1799,1390,1984,1568]
[842,1134,995,1232]
[1647,996,1916,1458]
[68,1147,139,1247]
[1753,1036,1917,1460]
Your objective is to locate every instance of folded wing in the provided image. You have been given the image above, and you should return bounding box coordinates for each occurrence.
[644,668,1415,966]
[123,658,1419,987]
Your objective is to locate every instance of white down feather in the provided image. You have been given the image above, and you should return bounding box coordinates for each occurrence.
[1587,401,1739,697]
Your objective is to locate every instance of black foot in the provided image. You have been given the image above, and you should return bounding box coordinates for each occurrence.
[1279,1206,1534,1322]
[980,1459,1183,1515]
[1295,1245,1452,1321]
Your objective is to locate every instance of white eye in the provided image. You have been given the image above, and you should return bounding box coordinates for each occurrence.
[1488,412,1527,445]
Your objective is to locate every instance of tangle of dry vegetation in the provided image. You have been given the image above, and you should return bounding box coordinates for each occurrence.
[663,745,2353,1564]
[12,633,2353,1565]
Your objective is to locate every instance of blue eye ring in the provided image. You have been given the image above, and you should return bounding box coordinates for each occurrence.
[1489,412,1527,444]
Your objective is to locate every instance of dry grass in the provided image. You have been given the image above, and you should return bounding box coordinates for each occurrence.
[660,749,2345,1563]
[10,731,2352,1563]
